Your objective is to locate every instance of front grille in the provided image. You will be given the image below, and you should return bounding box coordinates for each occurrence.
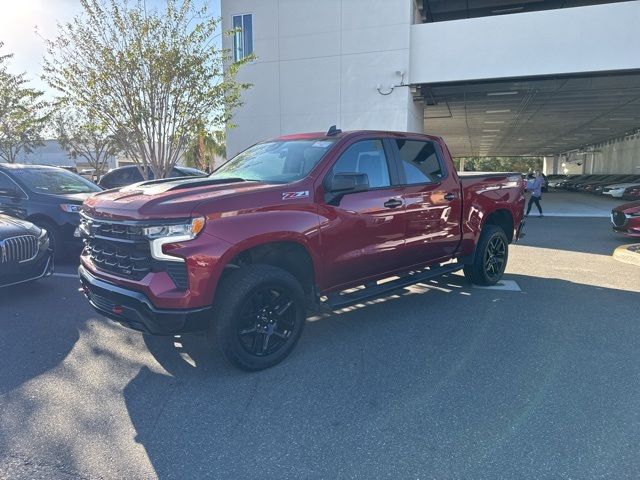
[0,235,38,264]
[612,211,627,228]
[85,238,153,280]
[81,215,189,290]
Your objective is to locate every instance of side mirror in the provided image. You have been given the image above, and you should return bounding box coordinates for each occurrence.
[329,172,369,193]
[325,172,369,205]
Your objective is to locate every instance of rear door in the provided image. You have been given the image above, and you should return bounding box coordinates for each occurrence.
[389,138,463,266]
[318,138,409,288]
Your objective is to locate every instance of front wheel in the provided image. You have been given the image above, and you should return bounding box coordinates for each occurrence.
[463,225,509,286]
[209,265,307,371]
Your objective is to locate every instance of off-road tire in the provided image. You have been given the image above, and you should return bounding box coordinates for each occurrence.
[463,225,509,286]
[209,264,307,371]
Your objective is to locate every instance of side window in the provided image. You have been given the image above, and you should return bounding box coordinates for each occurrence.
[0,173,17,196]
[232,14,253,62]
[395,140,444,184]
[331,140,391,189]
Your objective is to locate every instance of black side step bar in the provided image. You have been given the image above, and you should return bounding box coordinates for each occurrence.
[324,263,463,310]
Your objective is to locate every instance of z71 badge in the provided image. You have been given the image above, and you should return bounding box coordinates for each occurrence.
[282,191,309,200]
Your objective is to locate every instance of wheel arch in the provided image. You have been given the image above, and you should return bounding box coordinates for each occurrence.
[219,238,318,298]
[483,208,514,243]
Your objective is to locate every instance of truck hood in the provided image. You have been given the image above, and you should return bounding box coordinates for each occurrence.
[82,177,274,221]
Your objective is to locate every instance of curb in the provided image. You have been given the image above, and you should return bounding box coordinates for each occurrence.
[613,244,640,267]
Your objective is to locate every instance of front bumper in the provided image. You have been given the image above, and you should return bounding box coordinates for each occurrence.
[79,265,211,335]
[0,250,54,288]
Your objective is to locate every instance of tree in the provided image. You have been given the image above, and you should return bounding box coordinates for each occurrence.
[459,156,543,173]
[184,128,226,172]
[54,110,119,181]
[43,0,250,179]
[0,43,48,163]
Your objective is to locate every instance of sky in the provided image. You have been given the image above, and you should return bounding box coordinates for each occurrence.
[0,0,222,95]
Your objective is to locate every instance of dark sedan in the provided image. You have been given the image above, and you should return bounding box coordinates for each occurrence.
[98,165,205,189]
[0,214,53,287]
[0,164,102,256]
[611,201,640,237]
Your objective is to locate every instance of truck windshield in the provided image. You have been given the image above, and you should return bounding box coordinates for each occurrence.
[211,139,336,183]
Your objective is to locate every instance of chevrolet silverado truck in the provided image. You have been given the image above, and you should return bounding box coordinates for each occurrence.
[79,128,525,370]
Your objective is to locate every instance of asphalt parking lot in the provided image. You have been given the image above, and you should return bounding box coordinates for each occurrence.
[1,212,639,479]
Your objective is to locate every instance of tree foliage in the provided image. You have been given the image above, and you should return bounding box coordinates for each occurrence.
[459,156,543,173]
[0,43,48,163]
[43,0,250,178]
[54,110,119,181]
[183,128,225,172]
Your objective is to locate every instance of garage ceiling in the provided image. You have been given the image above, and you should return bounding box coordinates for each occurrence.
[420,0,632,22]
[417,72,640,157]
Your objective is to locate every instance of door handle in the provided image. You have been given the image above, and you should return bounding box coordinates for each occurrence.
[384,198,403,209]
[444,192,457,201]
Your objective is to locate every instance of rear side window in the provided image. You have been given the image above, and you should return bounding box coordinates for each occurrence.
[395,139,443,184]
[331,140,391,189]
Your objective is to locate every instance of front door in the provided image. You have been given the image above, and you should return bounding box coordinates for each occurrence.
[318,139,409,289]
[0,172,28,219]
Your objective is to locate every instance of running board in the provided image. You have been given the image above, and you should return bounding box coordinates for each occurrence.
[324,263,463,310]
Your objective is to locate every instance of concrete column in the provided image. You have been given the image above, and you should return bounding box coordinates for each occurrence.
[459,158,465,172]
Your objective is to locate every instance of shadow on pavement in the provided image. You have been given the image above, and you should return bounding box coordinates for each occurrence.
[123,274,640,479]
[0,280,81,396]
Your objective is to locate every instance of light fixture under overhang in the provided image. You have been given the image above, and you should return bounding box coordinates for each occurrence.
[487,91,518,96]
[486,109,511,114]
[484,121,505,124]
[483,129,501,132]
[589,127,610,131]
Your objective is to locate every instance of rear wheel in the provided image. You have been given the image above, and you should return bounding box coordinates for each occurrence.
[209,265,306,371]
[463,225,509,286]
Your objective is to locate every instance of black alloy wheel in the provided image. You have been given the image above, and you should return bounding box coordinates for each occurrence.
[463,225,509,286]
[237,287,296,357]
[210,264,306,371]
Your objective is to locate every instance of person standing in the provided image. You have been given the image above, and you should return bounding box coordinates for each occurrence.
[526,170,544,217]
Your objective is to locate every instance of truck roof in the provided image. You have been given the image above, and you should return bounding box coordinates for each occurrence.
[275,130,444,142]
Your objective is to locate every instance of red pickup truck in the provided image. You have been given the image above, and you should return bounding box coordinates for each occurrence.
[79,129,525,370]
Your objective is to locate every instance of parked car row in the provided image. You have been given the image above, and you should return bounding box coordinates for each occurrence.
[549,173,640,199]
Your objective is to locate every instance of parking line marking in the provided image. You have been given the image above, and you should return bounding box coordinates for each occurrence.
[52,273,79,279]
[473,280,522,292]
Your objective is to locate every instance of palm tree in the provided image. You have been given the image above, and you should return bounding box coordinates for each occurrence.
[185,128,226,173]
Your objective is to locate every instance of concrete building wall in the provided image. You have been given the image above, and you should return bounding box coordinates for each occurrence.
[222,0,421,157]
[585,134,640,174]
[410,1,640,84]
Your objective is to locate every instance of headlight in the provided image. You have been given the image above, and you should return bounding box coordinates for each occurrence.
[38,228,50,248]
[143,217,206,240]
[628,211,640,217]
[146,217,206,262]
[60,204,82,213]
